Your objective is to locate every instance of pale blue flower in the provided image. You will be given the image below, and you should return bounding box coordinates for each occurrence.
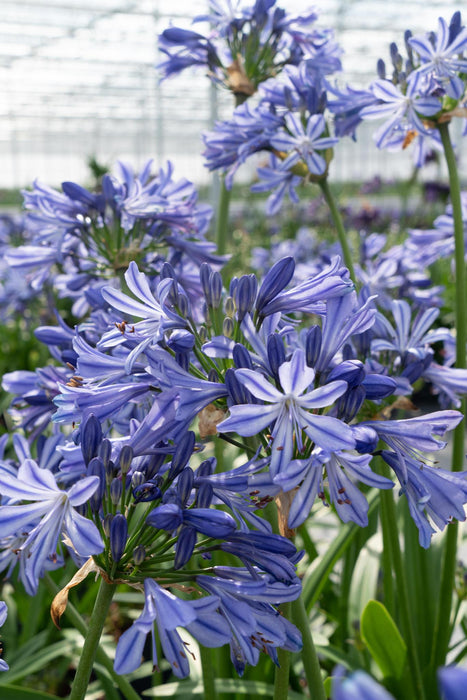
[0,602,8,671]
[218,349,355,479]
[438,665,467,700]
[0,459,103,593]
[409,16,467,99]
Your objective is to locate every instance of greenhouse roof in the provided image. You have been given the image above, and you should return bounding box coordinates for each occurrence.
[0,0,464,187]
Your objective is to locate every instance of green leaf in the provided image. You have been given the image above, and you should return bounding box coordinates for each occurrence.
[143,678,306,698]
[0,639,77,685]
[0,685,57,699]
[360,600,407,680]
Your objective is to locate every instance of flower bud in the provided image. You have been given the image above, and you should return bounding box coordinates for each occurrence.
[210,271,223,309]
[224,296,235,318]
[174,526,196,569]
[267,334,286,381]
[327,360,365,387]
[256,257,295,313]
[81,414,102,466]
[177,468,194,507]
[131,471,145,489]
[305,326,322,367]
[161,261,176,279]
[105,459,117,483]
[133,545,146,566]
[110,513,128,563]
[98,438,112,469]
[168,431,195,480]
[336,385,366,422]
[223,317,234,338]
[233,275,257,321]
[87,457,106,512]
[103,513,113,537]
[110,478,122,505]
[118,445,133,476]
[233,343,253,369]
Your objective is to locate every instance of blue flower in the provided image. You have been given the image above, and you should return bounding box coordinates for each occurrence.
[0,602,8,671]
[360,73,440,149]
[0,459,103,593]
[332,667,395,699]
[382,450,467,548]
[250,156,302,216]
[270,113,338,176]
[438,665,467,700]
[409,16,467,99]
[196,572,301,676]
[218,349,355,480]
[114,579,231,677]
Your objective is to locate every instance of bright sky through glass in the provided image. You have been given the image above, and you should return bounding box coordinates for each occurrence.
[0,1,463,188]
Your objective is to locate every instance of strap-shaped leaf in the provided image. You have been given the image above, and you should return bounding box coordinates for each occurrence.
[361,599,407,680]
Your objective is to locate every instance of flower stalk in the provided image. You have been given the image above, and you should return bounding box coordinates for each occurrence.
[318,178,356,282]
[291,596,326,700]
[69,577,116,700]
[430,119,466,671]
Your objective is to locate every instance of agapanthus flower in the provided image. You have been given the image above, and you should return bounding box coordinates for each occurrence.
[0,602,8,672]
[217,348,355,479]
[438,665,467,700]
[114,578,231,677]
[6,160,219,317]
[158,1,336,98]
[382,450,467,548]
[276,449,393,529]
[359,73,441,150]
[0,459,103,593]
[409,16,467,99]
[332,666,396,699]
[270,113,338,176]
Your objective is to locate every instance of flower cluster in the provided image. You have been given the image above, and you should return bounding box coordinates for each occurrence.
[158,0,339,100]
[203,55,342,214]
[329,12,467,164]
[0,410,302,676]
[5,160,220,317]
[5,253,465,552]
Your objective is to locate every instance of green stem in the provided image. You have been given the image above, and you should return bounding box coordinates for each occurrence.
[379,485,426,700]
[44,574,140,700]
[69,577,116,700]
[291,596,326,700]
[379,491,395,619]
[318,178,356,282]
[200,645,218,700]
[273,601,292,700]
[430,120,466,671]
[215,178,232,256]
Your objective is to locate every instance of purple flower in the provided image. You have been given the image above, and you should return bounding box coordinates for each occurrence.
[114,578,231,677]
[332,667,395,699]
[438,665,467,700]
[196,572,301,676]
[0,459,103,593]
[409,16,467,99]
[217,349,355,479]
[360,73,441,149]
[250,156,302,216]
[382,450,467,548]
[0,602,8,671]
[275,449,393,528]
[270,113,338,176]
